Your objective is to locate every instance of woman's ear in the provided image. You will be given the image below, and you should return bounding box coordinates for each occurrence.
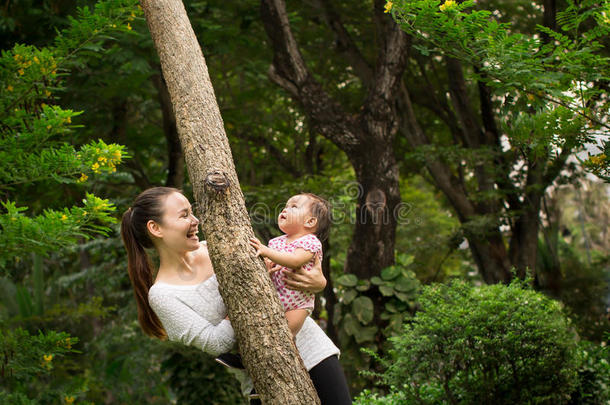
[147,219,163,239]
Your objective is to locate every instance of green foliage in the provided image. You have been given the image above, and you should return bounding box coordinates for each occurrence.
[335,253,420,344]
[369,279,581,404]
[0,327,80,403]
[0,194,117,269]
[569,340,610,404]
[161,344,247,405]
[390,0,610,178]
[0,1,137,270]
[353,389,408,404]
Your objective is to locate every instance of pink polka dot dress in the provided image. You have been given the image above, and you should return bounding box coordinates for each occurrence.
[269,234,322,312]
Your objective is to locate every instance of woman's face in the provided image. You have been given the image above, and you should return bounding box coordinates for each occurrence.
[153,192,200,252]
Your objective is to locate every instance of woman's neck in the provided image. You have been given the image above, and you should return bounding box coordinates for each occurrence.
[156,246,197,282]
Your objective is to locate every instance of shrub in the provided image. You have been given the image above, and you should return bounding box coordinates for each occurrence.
[569,340,610,405]
[372,279,580,404]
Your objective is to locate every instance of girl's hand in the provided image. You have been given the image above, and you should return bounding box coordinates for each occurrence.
[249,237,268,258]
[284,254,327,293]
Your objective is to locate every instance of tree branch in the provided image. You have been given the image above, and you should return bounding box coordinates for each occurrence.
[260,0,361,153]
[312,0,373,86]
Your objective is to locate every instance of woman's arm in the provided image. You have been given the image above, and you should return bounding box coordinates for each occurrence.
[148,292,235,356]
[282,255,327,293]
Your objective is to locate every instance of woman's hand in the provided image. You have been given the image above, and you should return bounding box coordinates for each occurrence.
[283,254,327,293]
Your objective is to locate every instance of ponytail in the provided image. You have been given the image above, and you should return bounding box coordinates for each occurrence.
[120,187,179,339]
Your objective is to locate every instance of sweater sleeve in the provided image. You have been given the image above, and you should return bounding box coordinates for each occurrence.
[148,291,235,356]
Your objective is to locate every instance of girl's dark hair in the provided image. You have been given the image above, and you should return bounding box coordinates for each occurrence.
[120,186,180,339]
[300,193,332,242]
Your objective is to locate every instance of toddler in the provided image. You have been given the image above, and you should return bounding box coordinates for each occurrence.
[215,193,330,372]
[250,193,331,336]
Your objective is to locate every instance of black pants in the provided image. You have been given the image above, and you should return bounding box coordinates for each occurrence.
[250,355,351,404]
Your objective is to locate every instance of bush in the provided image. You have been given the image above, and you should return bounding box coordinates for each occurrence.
[161,343,247,405]
[371,279,581,404]
[569,340,610,405]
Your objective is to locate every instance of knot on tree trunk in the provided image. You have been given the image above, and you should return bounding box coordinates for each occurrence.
[205,170,230,192]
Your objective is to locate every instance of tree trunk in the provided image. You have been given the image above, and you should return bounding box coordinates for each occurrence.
[140,0,319,403]
[346,145,400,279]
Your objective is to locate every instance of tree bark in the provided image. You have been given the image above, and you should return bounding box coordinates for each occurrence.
[140,0,319,403]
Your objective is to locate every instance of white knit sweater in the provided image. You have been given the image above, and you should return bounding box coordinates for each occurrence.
[148,273,339,370]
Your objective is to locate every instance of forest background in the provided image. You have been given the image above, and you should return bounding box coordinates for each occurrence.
[1,0,609,403]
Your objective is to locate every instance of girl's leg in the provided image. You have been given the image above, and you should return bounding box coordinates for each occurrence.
[308,355,351,405]
[285,308,309,336]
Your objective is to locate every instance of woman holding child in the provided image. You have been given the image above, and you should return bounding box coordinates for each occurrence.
[120,187,351,404]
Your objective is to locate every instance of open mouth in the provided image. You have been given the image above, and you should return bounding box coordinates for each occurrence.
[186,229,198,239]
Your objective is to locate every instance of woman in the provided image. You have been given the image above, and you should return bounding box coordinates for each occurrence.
[120,187,351,404]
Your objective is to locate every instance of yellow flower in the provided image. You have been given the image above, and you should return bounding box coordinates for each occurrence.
[47,125,52,130]
[439,0,457,11]
[66,116,71,124]
[18,68,25,75]
[82,211,88,216]
[45,90,51,97]
[64,396,75,404]
[13,54,21,61]
[113,150,122,159]
[61,214,68,221]
[33,56,40,64]
[92,162,100,171]
[527,93,535,101]
[7,85,13,92]
[78,173,88,183]
[126,23,132,31]
[43,354,54,362]
[384,1,393,13]
[98,156,107,163]
[590,154,607,165]
[64,338,72,349]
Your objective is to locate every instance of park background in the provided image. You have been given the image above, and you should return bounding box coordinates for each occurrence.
[1,0,609,403]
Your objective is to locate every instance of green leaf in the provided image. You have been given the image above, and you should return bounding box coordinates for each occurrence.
[380,285,395,297]
[335,274,358,287]
[352,296,374,324]
[396,254,414,268]
[342,313,360,337]
[370,276,384,286]
[394,276,417,293]
[381,266,401,281]
[395,292,412,302]
[354,326,378,344]
[356,279,371,292]
[342,289,357,305]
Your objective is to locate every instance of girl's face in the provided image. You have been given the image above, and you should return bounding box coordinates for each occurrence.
[152,192,200,252]
[278,194,313,235]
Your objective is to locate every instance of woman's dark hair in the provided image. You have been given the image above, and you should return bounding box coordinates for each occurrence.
[120,186,180,339]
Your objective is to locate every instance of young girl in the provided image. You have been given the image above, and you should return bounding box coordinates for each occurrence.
[249,193,331,337]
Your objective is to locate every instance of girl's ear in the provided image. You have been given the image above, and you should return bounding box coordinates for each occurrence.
[147,220,163,239]
[304,216,318,230]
